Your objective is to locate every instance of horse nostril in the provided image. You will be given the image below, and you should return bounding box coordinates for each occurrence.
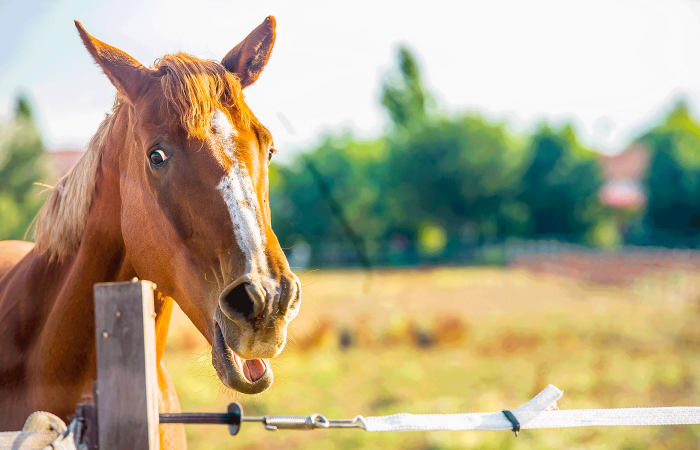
[222,283,255,317]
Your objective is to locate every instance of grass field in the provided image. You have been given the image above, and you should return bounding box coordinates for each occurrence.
[164,266,700,449]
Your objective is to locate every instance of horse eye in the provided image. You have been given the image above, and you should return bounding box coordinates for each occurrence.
[268,148,275,161]
[149,149,168,166]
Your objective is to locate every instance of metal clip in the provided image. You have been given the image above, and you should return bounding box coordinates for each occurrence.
[257,414,329,431]
[243,414,367,431]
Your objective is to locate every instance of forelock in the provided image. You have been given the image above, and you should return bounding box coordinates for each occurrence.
[155,53,260,139]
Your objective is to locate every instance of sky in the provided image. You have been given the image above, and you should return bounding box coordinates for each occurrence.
[2,0,700,158]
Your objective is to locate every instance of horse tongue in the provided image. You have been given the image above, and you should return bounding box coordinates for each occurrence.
[243,359,266,382]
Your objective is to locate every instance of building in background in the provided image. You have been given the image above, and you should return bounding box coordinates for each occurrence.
[598,144,648,210]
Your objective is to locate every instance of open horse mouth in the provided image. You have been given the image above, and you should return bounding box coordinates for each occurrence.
[212,322,274,394]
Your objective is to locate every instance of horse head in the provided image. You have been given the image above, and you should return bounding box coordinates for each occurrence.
[74,18,300,394]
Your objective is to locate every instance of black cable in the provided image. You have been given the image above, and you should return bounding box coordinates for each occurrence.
[303,158,373,291]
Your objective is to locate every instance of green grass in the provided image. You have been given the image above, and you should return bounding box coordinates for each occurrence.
[164,267,700,449]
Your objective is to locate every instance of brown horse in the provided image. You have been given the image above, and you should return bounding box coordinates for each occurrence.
[0,17,301,449]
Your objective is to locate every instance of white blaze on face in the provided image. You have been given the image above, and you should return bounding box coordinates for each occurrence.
[212,109,236,139]
[213,109,268,276]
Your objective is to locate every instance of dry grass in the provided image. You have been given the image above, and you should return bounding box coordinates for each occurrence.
[164,266,700,449]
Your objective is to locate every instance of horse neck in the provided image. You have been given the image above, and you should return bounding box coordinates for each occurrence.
[1,108,170,392]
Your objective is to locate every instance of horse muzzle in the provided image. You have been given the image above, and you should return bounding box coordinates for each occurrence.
[211,273,300,393]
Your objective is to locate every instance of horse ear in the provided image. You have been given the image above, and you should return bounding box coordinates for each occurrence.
[221,16,276,88]
[74,21,153,104]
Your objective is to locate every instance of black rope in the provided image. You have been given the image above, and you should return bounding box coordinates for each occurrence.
[502,409,520,437]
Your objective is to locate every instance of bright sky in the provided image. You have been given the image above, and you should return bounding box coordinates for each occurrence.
[2,0,700,158]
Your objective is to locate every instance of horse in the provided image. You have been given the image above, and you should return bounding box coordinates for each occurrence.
[0,17,301,449]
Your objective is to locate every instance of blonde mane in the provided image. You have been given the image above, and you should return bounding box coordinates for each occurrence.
[34,101,119,262]
[34,53,264,261]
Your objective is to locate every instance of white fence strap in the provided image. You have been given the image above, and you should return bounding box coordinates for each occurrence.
[526,407,700,429]
[363,385,700,432]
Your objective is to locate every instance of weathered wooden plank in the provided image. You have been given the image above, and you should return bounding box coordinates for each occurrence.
[94,280,159,450]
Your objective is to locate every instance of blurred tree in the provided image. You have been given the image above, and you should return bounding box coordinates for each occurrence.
[517,125,605,242]
[270,47,616,267]
[381,47,432,133]
[383,115,526,245]
[0,94,50,240]
[270,135,389,248]
[379,47,529,249]
[638,101,700,244]
[271,47,435,262]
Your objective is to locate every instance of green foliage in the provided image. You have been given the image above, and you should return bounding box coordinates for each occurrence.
[381,46,431,132]
[383,114,526,242]
[271,47,608,264]
[0,95,50,240]
[638,101,700,242]
[517,125,606,240]
[271,135,390,247]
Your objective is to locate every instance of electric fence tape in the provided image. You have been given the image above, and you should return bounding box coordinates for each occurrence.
[236,385,700,434]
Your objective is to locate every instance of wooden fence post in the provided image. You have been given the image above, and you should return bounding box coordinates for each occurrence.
[94,280,159,450]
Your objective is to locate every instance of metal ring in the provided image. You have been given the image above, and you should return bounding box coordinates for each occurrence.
[310,414,330,428]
